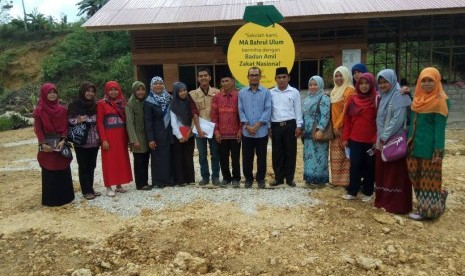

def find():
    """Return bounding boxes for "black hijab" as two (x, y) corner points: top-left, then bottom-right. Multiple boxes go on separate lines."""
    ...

(68, 81), (97, 117)
(170, 82), (192, 126)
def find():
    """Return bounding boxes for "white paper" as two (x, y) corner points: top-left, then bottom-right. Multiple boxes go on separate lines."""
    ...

(192, 117), (216, 139)
(342, 49), (361, 72)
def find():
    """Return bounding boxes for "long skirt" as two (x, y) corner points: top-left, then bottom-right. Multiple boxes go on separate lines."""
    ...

(150, 145), (174, 187)
(41, 167), (75, 207)
(303, 138), (329, 184)
(374, 151), (412, 214)
(172, 137), (195, 185)
(407, 156), (447, 219)
(329, 138), (350, 186)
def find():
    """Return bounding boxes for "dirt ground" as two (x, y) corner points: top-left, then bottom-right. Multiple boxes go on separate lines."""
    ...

(1, 127), (464, 276)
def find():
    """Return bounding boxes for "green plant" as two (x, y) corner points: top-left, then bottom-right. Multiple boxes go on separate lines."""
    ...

(0, 114), (26, 131)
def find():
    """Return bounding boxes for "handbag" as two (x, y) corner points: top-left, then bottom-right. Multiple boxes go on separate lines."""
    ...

(381, 129), (407, 162)
(380, 103), (408, 162)
(60, 142), (73, 160)
(68, 122), (89, 145)
(311, 95), (334, 142)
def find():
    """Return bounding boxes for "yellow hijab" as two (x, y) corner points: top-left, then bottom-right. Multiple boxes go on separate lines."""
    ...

(411, 67), (448, 116)
(330, 66), (353, 103)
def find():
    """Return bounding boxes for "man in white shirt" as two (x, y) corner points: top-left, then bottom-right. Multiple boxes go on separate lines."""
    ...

(269, 67), (303, 187)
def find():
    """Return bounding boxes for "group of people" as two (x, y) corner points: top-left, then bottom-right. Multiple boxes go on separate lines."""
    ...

(303, 64), (449, 222)
(33, 64), (449, 222)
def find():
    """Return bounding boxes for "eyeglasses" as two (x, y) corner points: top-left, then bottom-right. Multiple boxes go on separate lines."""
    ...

(248, 74), (261, 78)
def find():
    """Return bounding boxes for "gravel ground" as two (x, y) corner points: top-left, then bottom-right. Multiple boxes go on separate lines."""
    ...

(83, 186), (319, 217)
(1, 138), (319, 217)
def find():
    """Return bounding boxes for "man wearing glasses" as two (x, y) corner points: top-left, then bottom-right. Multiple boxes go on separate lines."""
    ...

(238, 67), (272, 189)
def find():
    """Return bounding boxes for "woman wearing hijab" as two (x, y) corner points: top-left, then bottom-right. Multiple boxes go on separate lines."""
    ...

(126, 81), (151, 191)
(68, 81), (100, 200)
(302, 76), (331, 187)
(374, 69), (412, 214)
(341, 73), (377, 201)
(34, 83), (75, 206)
(96, 81), (133, 197)
(144, 76), (174, 188)
(170, 81), (195, 186)
(329, 66), (355, 187)
(351, 63), (368, 86)
(407, 67), (449, 221)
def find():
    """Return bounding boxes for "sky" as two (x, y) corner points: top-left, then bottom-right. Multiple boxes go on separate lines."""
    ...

(9, 0), (82, 23)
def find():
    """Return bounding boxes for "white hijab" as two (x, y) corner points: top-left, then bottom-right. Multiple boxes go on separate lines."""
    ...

(330, 66), (353, 103)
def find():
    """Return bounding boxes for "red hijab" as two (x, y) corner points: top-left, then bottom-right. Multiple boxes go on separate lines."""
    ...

(103, 81), (126, 120)
(33, 83), (68, 134)
(347, 73), (377, 116)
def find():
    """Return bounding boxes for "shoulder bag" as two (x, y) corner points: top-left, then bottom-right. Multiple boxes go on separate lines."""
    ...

(381, 103), (408, 162)
(68, 122), (89, 145)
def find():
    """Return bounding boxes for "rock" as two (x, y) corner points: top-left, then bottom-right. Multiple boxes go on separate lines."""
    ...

(356, 255), (382, 270)
(100, 261), (112, 269)
(373, 213), (396, 225)
(269, 257), (277, 265)
(394, 216), (405, 226)
(387, 245), (396, 253)
(271, 230), (281, 237)
(342, 255), (355, 264)
(382, 227), (391, 234)
(173, 252), (208, 274)
(410, 221), (424, 228)
(317, 209), (326, 215)
(71, 268), (92, 276)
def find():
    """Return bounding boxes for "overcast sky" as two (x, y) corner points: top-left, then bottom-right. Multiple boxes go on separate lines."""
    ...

(9, 0), (82, 22)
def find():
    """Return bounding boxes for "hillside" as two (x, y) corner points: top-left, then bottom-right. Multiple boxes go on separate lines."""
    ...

(0, 27), (132, 122)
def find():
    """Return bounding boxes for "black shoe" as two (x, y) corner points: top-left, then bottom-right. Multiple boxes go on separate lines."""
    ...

(269, 180), (284, 187)
(199, 179), (209, 186)
(258, 181), (266, 189)
(232, 180), (240, 188)
(212, 178), (221, 186)
(244, 181), (253, 188)
(220, 180), (231, 187)
(140, 185), (152, 191)
(286, 180), (296, 187)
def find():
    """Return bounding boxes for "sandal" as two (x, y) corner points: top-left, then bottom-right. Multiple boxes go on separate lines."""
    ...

(83, 193), (96, 200)
(93, 191), (102, 197)
(408, 212), (424, 221)
(106, 190), (116, 197)
(115, 187), (127, 193)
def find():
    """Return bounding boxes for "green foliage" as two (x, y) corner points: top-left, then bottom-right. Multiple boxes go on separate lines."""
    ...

(77, 0), (109, 17)
(322, 58), (335, 88)
(106, 52), (134, 98)
(42, 27), (132, 100)
(0, 114), (28, 131)
(0, 0), (12, 24)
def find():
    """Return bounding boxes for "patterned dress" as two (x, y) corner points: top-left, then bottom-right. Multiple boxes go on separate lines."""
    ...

(303, 94), (330, 184)
(329, 87), (354, 186)
(407, 101), (449, 218)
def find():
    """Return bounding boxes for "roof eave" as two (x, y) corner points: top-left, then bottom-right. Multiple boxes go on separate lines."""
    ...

(82, 9), (465, 32)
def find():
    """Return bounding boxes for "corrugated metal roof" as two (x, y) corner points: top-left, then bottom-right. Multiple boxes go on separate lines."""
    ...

(83, 0), (465, 30)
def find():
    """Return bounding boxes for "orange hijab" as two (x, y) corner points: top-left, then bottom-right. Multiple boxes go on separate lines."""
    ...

(411, 67), (448, 116)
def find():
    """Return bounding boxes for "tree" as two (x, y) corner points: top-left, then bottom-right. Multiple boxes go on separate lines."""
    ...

(76, 0), (108, 18)
(0, 0), (13, 23)
(27, 8), (54, 31)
